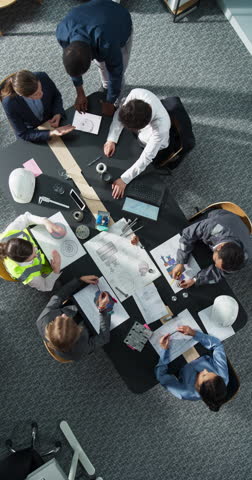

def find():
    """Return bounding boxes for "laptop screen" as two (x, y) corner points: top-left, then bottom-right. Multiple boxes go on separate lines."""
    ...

(123, 197), (159, 221)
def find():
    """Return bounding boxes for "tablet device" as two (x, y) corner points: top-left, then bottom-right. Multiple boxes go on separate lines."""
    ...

(123, 197), (159, 221)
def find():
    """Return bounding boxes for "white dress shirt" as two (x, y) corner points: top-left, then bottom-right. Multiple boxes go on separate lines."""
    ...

(107, 88), (171, 184)
(2, 212), (61, 291)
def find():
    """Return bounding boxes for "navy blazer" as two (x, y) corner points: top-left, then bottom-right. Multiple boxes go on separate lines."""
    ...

(2, 72), (65, 143)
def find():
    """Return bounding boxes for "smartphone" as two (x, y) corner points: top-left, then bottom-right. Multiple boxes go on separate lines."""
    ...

(69, 188), (86, 211)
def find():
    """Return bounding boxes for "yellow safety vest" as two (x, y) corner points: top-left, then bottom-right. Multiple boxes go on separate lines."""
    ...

(0, 228), (52, 284)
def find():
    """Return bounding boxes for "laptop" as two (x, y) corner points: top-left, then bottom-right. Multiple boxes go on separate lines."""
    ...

(26, 458), (67, 480)
(123, 176), (166, 221)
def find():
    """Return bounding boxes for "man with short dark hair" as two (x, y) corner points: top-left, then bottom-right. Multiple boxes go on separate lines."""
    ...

(172, 209), (252, 287)
(104, 88), (171, 198)
(56, 0), (132, 115)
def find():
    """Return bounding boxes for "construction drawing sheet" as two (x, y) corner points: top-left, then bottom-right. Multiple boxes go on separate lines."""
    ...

(31, 212), (86, 269)
(73, 277), (129, 333)
(149, 309), (202, 361)
(72, 111), (102, 135)
(198, 306), (235, 341)
(133, 283), (168, 324)
(150, 233), (201, 293)
(84, 226), (160, 302)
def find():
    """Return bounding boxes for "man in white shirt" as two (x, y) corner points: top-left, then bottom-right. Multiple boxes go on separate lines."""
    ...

(104, 88), (171, 199)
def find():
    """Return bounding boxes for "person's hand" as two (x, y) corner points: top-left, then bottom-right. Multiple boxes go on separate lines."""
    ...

(44, 220), (65, 236)
(97, 291), (110, 311)
(130, 234), (139, 246)
(50, 250), (61, 273)
(74, 93), (88, 113)
(104, 141), (116, 157)
(80, 275), (99, 285)
(101, 101), (115, 116)
(179, 278), (196, 289)
(50, 125), (75, 137)
(48, 114), (61, 128)
(176, 326), (195, 336)
(171, 264), (184, 279)
(159, 334), (170, 350)
(112, 178), (126, 199)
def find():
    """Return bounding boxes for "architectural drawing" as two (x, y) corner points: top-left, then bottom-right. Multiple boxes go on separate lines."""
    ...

(72, 111), (102, 135)
(150, 234), (200, 294)
(61, 240), (78, 257)
(84, 222), (160, 302)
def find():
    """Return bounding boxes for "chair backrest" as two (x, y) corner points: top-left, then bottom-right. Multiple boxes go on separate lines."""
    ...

(0, 72), (16, 102)
(0, 258), (17, 282)
(225, 358), (240, 403)
(43, 341), (73, 364)
(189, 201), (252, 233)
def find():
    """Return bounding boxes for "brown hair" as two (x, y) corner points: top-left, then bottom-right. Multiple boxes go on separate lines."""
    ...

(0, 238), (33, 262)
(1, 70), (38, 99)
(46, 315), (82, 353)
(200, 375), (227, 412)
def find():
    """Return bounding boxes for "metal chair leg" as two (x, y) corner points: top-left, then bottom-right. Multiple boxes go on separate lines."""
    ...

(5, 439), (16, 454)
(40, 441), (62, 457)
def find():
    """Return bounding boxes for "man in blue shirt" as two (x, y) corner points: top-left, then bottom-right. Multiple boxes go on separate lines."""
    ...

(56, 0), (132, 116)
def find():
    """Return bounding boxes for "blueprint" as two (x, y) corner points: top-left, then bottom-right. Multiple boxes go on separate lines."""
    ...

(133, 283), (168, 324)
(31, 212), (86, 269)
(150, 234), (201, 293)
(149, 309), (202, 361)
(84, 222), (160, 301)
(72, 111), (102, 135)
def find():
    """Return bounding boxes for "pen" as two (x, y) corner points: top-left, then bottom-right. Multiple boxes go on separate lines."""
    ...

(170, 272), (181, 285)
(124, 225), (144, 237)
(88, 155), (102, 167)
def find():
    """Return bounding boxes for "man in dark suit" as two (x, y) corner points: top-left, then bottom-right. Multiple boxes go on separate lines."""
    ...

(1, 70), (74, 142)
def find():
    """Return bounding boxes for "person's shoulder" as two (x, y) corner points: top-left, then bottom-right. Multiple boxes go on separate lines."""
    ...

(2, 93), (18, 112)
(35, 71), (50, 82)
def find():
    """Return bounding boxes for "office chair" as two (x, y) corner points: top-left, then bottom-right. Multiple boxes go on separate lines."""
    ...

(0, 422), (61, 480)
(43, 340), (73, 364)
(189, 201), (252, 233)
(0, 258), (17, 281)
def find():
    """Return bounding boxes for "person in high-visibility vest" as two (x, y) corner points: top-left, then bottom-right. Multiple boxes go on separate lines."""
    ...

(0, 212), (63, 291)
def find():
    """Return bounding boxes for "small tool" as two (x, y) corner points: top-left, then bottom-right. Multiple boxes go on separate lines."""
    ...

(170, 271), (181, 285)
(115, 286), (128, 298)
(88, 155), (102, 167)
(38, 196), (70, 209)
(124, 225), (144, 237)
(120, 217), (138, 236)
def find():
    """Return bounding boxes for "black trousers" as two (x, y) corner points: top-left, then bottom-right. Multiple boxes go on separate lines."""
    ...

(0, 448), (44, 480)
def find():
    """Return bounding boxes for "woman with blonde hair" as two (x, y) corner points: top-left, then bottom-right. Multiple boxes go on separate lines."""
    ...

(37, 276), (112, 361)
(1, 70), (74, 142)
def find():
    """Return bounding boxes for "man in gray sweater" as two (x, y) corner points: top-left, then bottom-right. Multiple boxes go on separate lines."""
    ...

(172, 210), (252, 287)
(36, 275), (111, 361)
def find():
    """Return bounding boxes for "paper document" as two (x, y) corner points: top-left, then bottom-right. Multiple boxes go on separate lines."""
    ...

(198, 306), (235, 341)
(73, 277), (129, 332)
(84, 221), (160, 301)
(31, 212), (86, 269)
(23, 158), (42, 177)
(72, 111), (102, 135)
(133, 283), (168, 324)
(149, 309), (202, 361)
(150, 234), (201, 293)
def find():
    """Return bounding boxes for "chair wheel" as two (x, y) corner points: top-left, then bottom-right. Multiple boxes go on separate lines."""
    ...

(55, 441), (62, 448)
(31, 422), (38, 429)
(5, 439), (12, 447)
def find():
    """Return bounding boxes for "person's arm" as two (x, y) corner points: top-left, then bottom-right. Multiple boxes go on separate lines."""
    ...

(193, 331), (229, 383)
(2, 212), (48, 235)
(86, 311), (111, 353)
(44, 73), (65, 117)
(103, 45), (124, 104)
(194, 264), (224, 286)
(176, 220), (208, 265)
(106, 108), (124, 144)
(121, 128), (165, 184)
(2, 99), (50, 143)
(155, 349), (190, 400)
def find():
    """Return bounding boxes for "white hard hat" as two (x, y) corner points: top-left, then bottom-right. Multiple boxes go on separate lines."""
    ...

(210, 295), (239, 327)
(8, 168), (35, 203)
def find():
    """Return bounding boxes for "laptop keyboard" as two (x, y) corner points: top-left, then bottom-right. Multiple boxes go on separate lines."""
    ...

(126, 182), (163, 205)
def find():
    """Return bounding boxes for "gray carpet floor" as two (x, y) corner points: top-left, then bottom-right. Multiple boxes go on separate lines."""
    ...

(0, 1), (251, 479)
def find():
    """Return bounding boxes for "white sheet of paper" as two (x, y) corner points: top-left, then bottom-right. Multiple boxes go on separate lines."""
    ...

(73, 277), (129, 332)
(133, 283), (168, 324)
(72, 111), (102, 135)
(150, 233), (201, 293)
(84, 222), (160, 301)
(198, 306), (235, 341)
(149, 309), (202, 361)
(31, 212), (86, 269)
